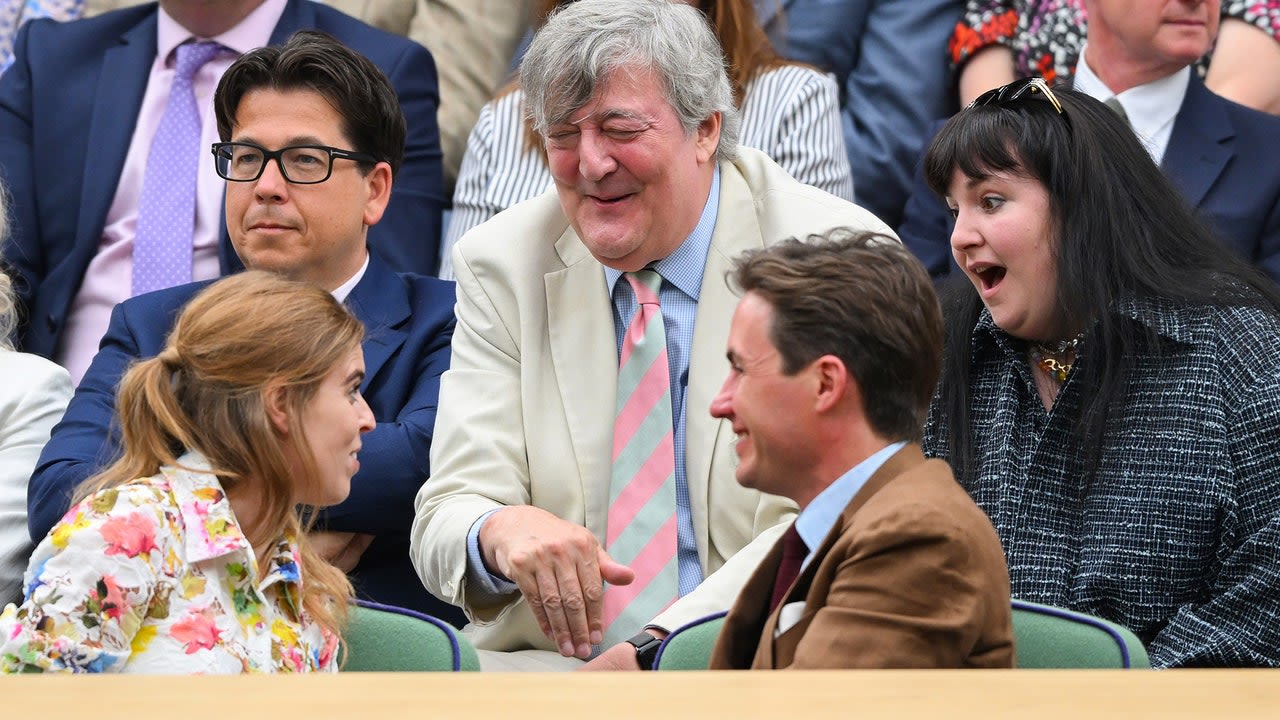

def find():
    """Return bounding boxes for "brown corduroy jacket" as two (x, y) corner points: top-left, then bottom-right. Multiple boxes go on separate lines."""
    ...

(710, 444), (1015, 669)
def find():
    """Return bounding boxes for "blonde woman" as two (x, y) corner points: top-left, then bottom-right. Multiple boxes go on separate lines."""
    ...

(0, 271), (373, 673)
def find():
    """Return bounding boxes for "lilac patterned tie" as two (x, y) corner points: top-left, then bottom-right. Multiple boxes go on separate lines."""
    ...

(132, 40), (223, 296)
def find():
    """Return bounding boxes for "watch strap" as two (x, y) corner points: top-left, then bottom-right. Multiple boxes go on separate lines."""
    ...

(625, 631), (664, 670)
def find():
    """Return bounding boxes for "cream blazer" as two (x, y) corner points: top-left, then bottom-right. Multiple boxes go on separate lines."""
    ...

(412, 147), (893, 652)
(0, 352), (72, 604)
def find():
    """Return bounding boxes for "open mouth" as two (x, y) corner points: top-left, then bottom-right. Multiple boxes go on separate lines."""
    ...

(974, 265), (1006, 293)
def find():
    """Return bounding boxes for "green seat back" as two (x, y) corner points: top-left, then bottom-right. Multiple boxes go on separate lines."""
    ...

(1012, 599), (1150, 669)
(654, 613), (726, 670)
(341, 600), (479, 672)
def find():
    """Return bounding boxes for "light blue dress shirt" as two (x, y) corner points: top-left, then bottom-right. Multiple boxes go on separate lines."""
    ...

(794, 441), (906, 569)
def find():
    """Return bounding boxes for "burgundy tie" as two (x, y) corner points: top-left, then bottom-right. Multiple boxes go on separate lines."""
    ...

(769, 524), (807, 612)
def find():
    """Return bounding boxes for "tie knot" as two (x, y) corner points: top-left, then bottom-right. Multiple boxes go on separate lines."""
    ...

(173, 41), (224, 80)
(1104, 96), (1130, 128)
(625, 269), (663, 306)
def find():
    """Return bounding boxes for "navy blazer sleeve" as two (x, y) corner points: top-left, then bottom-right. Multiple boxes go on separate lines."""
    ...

(26, 294), (181, 541)
(365, 39), (446, 278)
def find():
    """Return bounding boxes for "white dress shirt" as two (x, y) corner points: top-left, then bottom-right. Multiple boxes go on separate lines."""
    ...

(1074, 47), (1189, 166)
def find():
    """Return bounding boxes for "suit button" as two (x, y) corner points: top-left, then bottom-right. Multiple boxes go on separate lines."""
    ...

(46, 314), (58, 331)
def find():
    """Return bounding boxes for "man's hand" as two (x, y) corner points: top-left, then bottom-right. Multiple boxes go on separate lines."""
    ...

(309, 531), (375, 572)
(577, 629), (668, 672)
(479, 506), (635, 658)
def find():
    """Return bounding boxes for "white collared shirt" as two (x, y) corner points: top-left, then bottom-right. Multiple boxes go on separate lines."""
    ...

(331, 253), (371, 304)
(1074, 47), (1188, 165)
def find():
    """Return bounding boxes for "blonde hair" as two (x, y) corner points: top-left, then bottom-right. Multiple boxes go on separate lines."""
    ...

(77, 271), (365, 638)
(0, 270), (14, 351)
(1, 184), (16, 351)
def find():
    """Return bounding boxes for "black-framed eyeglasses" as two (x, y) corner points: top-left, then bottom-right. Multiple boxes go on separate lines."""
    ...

(211, 142), (379, 184)
(967, 76), (1065, 116)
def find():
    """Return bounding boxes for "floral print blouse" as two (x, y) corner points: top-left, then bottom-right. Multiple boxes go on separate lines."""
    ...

(950, 0), (1280, 86)
(0, 452), (339, 673)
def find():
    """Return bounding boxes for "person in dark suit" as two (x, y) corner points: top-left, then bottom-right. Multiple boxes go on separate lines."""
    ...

(707, 229), (1013, 669)
(755, 0), (963, 230)
(27, 31), (461, 623)
(898, 0), (1280, 284)
(0, 0), (445, 381)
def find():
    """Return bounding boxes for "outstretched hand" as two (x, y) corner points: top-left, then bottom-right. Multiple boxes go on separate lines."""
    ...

(480, 505), (635, 658)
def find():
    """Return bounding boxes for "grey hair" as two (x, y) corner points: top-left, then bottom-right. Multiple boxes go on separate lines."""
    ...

(0, 187), (14, 351)
(520, 0), (741, 162)
(0, 273), (14, 351)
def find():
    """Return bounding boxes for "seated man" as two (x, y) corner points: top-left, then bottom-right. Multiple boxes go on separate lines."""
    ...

(28, 31), (461, 623)
(410, 0), (892, 670)
(707, 230), (1013, 669)
(0, 0), (444, 382)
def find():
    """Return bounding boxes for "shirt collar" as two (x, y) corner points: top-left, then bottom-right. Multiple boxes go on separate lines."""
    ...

(794, 441), (907, 556)
(156, 0), (288, 61)
(332, 253), (371, 303)
(1074, 47), (1188, 156)
(604, 166), (720, 299)
(166, 450), (306, 596)
(166, 450), (253, 564)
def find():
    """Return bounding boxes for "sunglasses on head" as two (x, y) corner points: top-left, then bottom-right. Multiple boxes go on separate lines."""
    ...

(967, 76), (1065, 116)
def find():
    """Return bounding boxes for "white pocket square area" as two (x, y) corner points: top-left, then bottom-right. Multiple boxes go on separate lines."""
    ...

(774, 601), (807, 638)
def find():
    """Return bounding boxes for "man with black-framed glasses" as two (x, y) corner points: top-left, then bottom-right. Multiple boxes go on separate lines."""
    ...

(27, 30), (464, 625)
(0, 0), (446, 386)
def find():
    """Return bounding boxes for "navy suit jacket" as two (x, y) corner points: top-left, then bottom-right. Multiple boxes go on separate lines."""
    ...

(757, 0), (962, 229)
(28, 254), (463, 621)
(0, 0), (446, 357)
(898, 74), (1280, 283)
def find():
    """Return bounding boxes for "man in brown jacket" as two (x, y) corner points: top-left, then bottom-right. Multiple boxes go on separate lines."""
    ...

(707, 229), (1013, 669)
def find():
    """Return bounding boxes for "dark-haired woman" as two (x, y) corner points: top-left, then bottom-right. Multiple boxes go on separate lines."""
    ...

(922, 78), (1280, 667)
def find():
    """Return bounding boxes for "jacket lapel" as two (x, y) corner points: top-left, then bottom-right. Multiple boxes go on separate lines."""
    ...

(79, 16), (156, 264)
(344, 253), (409, 388)
(545, 229), (618, 539)
(723, 533), (785, 668)
(1162, 74), (1233, 209)
(685, 160), (766, 567)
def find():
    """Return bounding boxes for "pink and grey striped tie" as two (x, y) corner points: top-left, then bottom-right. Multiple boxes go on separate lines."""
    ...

(603, 270), (679, 646)
(132, 40), (223, 296)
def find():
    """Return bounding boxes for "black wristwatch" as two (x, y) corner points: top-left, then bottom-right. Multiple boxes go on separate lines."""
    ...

(626, 631), (664, 670)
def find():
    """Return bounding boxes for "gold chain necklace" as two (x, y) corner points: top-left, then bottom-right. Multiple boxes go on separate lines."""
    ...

(1030, 335), (1083, 382)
